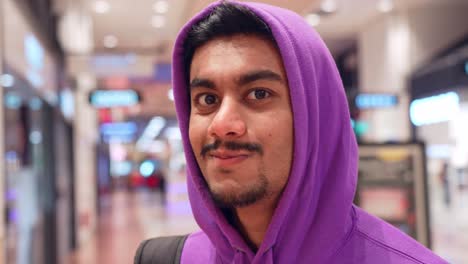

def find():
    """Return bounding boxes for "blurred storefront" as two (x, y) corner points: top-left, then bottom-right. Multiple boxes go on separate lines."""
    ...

(0, 0), (74, 263)
(408, 36), (468, 262)
(358, 2), (468, 143)
(410, 37), (468, 191)
(336, 1), (468, 255)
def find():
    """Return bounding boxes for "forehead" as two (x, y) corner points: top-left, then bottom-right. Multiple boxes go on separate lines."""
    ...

(189, 34), (287, 82)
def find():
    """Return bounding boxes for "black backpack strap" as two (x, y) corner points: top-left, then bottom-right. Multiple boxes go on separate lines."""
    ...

(134, 235), (189, 264)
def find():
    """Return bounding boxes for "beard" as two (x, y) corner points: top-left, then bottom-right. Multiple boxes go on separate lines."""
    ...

(199, 139), (269, 208)
(208, 172), (269, 208)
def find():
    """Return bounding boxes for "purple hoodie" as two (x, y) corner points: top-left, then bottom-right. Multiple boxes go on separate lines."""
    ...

(172, 1), (448, 263)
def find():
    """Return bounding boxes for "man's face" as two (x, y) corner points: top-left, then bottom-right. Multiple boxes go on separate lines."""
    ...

(188, 35), (293, 208)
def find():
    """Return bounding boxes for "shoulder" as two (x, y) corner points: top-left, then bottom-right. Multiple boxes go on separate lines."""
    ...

(181, 231), (216, 264)
(333, 206), (448, 264)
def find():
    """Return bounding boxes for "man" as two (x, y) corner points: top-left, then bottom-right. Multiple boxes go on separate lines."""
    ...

(171, 1), (447, 263)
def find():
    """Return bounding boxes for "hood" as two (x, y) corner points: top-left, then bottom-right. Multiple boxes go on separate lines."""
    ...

(172, 1), (358, 263)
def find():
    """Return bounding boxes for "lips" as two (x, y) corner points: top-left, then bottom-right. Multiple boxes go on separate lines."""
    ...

(208, 150), (251, 167)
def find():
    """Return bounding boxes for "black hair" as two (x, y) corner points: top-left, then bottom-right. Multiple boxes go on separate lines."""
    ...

(183, 1), (276, 84)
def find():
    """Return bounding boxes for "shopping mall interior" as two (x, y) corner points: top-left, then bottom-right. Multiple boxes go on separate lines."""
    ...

(0, 0), (467, 263)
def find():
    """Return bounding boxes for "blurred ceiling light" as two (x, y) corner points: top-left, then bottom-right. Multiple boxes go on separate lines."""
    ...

(153, 1), (169, 14)
(0, 74), (15, 87)
(320, 0), (337, 13)
(58, 9), (94, 54)
(377, 0), (394, 13)
(93, 0), (110, 14)
(30, 130), (43, 144)
(103, 35), (118, 48)
(140, 160), (156, 176)
(151, 15), (166, 28)
(4, 92), (21, 109)
(306, 14), (320, 27)
(29, 97), (43, 110)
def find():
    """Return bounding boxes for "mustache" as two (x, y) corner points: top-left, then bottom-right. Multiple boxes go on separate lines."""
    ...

(201, 139), (263, 157)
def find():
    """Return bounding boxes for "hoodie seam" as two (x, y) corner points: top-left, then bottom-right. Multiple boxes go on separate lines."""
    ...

(355, 227), (426, 264)
(327, 207), (358, 261)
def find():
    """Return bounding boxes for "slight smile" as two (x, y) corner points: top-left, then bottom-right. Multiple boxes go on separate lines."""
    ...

(209, 151), (251, 167)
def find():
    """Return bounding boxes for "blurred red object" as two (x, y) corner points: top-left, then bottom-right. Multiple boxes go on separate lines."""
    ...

(129, 171), (145, 188)
(146, 175), (160, 189)
(98, 108), (112, 123)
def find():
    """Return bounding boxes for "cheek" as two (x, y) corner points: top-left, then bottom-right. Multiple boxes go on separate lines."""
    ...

(266, 112), (293, 146)
(260, 112), (294, 170)
(188, 116), (205, 154)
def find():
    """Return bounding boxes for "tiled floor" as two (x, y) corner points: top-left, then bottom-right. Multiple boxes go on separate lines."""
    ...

(68, 190), (199, 264)
(68, 182), (468, 264)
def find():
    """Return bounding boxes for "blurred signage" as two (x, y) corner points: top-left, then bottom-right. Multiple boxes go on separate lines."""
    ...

(89, 89), (141, 108)
(92, 54), (136, 68)
(465, 61), (468, 75)
(357, 143), (430, 247)
(351, 120), (369, 137)
(100, 122), (137, 137)
(89, 53), (155, 76)
(410, 91), (459, 126)
(100, 122), (137, 143)
(355, 93), (398, 109)
(360, 188), (408, 220)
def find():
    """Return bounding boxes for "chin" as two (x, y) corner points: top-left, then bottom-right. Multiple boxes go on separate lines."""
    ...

(207, 176), (269, 208)
(209, 178), (242, 194)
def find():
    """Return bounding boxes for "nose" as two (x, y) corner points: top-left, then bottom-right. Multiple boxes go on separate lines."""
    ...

(208, 97), (246, 139)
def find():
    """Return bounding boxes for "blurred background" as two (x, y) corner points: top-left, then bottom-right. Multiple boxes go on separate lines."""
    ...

(0, 0), (467, 263)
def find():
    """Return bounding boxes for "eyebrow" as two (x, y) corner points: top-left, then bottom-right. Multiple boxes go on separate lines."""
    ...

(190, 78), (215, 90)
(189, 69), (284, 90)
(237, 70), (284, 86)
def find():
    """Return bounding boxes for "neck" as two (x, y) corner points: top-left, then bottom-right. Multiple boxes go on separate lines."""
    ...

(231, 197), (278, 251)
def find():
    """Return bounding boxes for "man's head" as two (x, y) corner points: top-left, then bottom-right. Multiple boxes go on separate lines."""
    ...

(174, 2), (358, 260)
(184, 2), (294, 208)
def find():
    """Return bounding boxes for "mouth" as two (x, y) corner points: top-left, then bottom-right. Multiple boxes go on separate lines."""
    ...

(208, 150), (252, 167)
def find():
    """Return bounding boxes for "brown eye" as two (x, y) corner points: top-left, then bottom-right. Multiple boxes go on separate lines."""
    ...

(247, 89), (271, 100)
(197, 94), (218, 106)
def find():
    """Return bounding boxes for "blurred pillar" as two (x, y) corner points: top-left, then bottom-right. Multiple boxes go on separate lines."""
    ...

(358, 2), (468, 142)
(73, 72), (98, 246)
(0, 0), (5, 261)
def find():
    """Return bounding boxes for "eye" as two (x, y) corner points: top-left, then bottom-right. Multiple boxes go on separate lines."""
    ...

(246, 89), (271, 100)
(196, 93), (219, 106)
